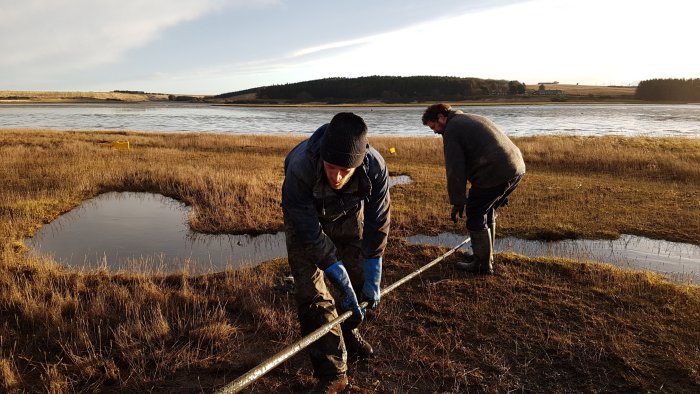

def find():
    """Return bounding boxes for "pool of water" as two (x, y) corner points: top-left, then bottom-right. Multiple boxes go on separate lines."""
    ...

(25, 191), (700, 283)
(25, 176), (413, 273)
(406, 232), (700, 284)
(24, 192), (287, 272)
(388, 175), (413, 187)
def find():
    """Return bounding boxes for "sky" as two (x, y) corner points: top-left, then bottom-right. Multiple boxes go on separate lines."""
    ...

(1, 0), (698, 94)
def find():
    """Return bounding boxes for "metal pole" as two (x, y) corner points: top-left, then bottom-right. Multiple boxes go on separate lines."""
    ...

(215, 237), (470, 394)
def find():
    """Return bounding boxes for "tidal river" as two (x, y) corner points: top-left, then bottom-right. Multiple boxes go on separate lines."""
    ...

(1, 102), (699, 137)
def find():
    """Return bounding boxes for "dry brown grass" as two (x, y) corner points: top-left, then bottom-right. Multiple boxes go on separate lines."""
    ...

(372, 134), (700, 243)
(0, 356), (21, 392)
(0, 129), (297, 241)
(0, 242), (296, 392)
(215, 242), (700, 393)
(2, 129), (697, 244)
(0, 129), (698, 392)
(0, 91), (171, 103)
(338, 244), (700, 393)
(525, 84), (637, 96)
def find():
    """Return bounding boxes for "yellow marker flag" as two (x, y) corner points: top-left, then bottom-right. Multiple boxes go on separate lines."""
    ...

(389, 147), (396, 154)
(112, 140), (130, 150)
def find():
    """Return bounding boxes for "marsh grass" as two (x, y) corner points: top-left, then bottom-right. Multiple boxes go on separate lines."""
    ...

(0, 129), (698, 391)
(362, 245), (700, 392)
(2, 129), (698, 243)
(373, 134), (700, 243)
(0, 91), (169, 102)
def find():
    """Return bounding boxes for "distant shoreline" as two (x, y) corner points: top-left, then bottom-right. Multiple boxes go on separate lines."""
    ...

(0, 84), (646, 106)
(2, 85), (695, 106)
(2, 99), (691, 107)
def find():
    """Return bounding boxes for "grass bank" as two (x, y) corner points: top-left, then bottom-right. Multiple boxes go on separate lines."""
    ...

(0, 129), (698, 392)
(0, 91), (172, 103)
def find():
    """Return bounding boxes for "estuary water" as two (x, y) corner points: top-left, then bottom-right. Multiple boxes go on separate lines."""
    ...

(2, 102), (699, 137)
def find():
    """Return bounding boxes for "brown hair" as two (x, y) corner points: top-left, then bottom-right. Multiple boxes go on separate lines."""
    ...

(421, 103), (452, 125)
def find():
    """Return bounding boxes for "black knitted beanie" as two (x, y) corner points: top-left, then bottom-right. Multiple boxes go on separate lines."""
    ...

(320, 112), (368, 168)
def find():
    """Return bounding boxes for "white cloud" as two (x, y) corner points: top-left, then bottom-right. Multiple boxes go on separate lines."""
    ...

(0, 0), (231, 72)
(292, 37), (374, 58)
(274, 0), (700, 85)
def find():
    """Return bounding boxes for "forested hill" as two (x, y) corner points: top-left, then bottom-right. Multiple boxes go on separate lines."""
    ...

(635, 78), (700, 101)
(212, 76), (526, 103)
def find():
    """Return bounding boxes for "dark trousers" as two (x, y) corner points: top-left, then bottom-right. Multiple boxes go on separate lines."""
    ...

(466, 174), (523, 231)
(284, 207), (365, 378)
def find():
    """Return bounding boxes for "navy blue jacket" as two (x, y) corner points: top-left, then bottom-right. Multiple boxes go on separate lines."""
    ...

(282, 124), (391, 270)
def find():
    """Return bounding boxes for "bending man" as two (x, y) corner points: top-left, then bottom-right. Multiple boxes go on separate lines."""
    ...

(422, 103), (525, 275)
(282, 112), (390, 393)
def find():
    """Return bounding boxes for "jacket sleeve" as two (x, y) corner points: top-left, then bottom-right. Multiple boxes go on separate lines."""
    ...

(443, 131), (469, 206)
(282, 170), (338, 270)
(362, 150), (391, 259)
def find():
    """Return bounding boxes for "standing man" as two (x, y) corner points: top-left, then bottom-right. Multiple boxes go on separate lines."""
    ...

(282, 112), (390, 393)
(422, 103), (525, 275)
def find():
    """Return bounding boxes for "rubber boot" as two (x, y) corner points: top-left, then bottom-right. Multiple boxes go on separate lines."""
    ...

(455, 229), (493, 275)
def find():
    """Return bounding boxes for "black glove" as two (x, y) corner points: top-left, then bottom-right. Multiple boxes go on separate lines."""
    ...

(500, 197), (509, 208)
(451, 204), (465, 223)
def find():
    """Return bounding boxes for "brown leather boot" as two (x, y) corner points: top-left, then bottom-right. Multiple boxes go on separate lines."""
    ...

(342, 328), (374, 358)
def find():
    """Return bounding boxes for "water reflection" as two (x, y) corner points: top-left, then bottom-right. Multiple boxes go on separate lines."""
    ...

(25, 191), (700, 282)
(406, 232), (700, 284)
(388, 175), (413, 187)
(25, 192), (287, 273)
(25, 175), (410, 273)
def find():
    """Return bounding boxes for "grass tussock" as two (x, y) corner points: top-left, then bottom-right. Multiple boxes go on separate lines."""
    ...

(0, 129), (698, 391)
(1, 241), (296, 392)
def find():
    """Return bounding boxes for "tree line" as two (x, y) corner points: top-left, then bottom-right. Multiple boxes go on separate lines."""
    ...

(215, 76), (527, 103)
(636, 78), (700, 101)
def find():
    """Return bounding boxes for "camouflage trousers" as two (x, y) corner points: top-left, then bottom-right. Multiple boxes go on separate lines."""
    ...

(284, 206), (365, 378)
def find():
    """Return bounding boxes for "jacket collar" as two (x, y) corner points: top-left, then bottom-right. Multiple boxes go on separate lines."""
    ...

(447, 109), (463, 122)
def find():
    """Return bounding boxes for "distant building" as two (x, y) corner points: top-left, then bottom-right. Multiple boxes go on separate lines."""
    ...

(537, 81), (560, 84)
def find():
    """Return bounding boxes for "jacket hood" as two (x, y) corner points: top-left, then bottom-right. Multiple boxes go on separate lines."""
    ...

(306, 124), (328, 159)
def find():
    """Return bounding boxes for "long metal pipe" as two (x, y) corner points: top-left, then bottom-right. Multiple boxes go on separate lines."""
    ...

(215, 237), (470, 394)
